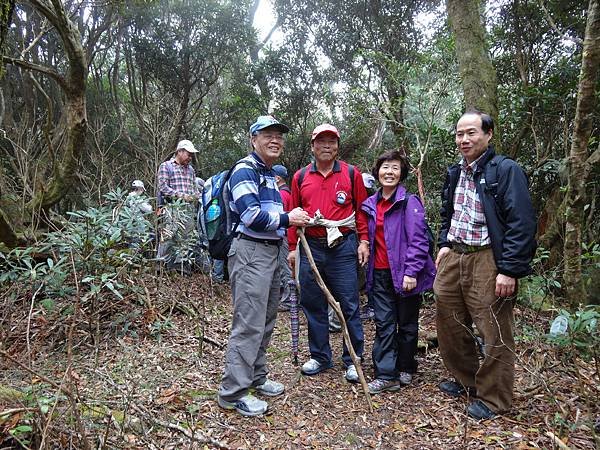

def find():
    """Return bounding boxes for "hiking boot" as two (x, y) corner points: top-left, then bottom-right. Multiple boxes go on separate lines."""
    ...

(467, 400), (496, 420)
(217, 394), (268, 417)
(399, 372), (413, 385)
(301, 358), (333, 376)
(344, 365), (359, 383)
(439, 380), (476, 397)
(368, 378), (401, 394)
(254, 379), (284, 397)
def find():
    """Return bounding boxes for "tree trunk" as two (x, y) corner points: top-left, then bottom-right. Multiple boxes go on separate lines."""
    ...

(447, 0), (500, 148)
(563, 0), (600, 307)
(0, 0), (88, 246)
(27, 0), (87, 214)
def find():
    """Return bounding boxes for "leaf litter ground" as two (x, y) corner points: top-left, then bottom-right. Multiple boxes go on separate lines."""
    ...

(1, 272), (598, 449)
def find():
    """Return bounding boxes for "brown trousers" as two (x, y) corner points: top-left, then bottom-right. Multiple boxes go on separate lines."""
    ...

(434, 248), (515, 413)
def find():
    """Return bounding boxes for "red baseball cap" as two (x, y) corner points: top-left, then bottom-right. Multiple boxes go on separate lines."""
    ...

(311, 123), (340, 141)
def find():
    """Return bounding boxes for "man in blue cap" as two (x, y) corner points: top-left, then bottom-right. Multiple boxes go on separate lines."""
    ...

(218, 116), (310, 416)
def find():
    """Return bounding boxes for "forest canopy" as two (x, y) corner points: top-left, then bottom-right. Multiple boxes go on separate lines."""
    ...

(1, 0), (598, 304)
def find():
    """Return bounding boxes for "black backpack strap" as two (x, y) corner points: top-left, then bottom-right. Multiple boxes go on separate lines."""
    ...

(296, 166), (308, 207)
(297, 166), (308, 189)
(484, 155), (508, 194)
(348, 164), (355, 209)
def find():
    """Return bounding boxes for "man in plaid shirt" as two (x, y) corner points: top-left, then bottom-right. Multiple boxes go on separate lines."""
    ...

(156, 139), (201, 272)
(434, 109), (536, 420)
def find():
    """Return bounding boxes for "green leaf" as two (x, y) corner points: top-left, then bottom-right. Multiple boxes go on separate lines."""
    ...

(10, 424), (33, 434)
(40, 299), (55, 311)
(105, 282), (123, 299)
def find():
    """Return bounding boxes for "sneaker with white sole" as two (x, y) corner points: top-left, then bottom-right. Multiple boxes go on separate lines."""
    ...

(254, 379), (285, 397)
(217, 394), (268, 417)
(368, 378), (401, 394)
(345, 364), (359, 383)
(301, 358), (333, 376)
(399, 372), (413, 385)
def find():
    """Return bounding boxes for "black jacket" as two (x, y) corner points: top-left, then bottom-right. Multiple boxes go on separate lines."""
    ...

(438, 146), (537, 279)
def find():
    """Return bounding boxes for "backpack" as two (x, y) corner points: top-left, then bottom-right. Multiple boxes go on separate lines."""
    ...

(401, 195), (435, 259)
(201, 159), (259, 260)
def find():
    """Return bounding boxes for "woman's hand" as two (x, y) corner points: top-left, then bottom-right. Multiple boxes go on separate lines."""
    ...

(357, 240), (370, 267)
(403, 275), (417, 292)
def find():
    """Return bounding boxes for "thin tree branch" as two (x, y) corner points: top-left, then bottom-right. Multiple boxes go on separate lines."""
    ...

(537, 0), (584, 46)
(2, 56), (67, 89)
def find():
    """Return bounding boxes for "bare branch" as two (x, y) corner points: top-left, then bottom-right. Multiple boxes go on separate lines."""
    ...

(2, 56), (67, 89)
(19, 18), (52, 59)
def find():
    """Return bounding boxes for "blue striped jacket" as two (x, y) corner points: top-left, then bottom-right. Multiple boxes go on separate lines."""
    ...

(227, 152), (289, 240)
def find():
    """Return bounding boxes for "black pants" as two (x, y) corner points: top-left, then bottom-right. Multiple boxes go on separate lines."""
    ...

(372, 269), (422, 380)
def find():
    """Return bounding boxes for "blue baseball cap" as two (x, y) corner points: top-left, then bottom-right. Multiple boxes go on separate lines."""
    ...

(249, 115), (290, 136)
(272, 164), (288, 179)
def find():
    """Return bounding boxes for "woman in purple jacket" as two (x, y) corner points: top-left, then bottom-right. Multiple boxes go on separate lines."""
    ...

(361, 150), (436, 394)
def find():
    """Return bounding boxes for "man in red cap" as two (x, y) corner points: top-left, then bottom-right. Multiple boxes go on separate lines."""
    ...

(288, 124), (369, 383)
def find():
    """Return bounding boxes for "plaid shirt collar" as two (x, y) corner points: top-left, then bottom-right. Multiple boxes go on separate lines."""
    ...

(458, 152), (486, 173)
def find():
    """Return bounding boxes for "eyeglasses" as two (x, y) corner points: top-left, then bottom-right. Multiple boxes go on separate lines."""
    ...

(259, 132), (285, 142)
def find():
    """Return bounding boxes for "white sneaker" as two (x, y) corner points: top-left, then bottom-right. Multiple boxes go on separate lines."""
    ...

(217, 394), (268, 416)
(345, 364), (359, 383)
(301, 358), (332, 375)
(254, 379), (285, 396)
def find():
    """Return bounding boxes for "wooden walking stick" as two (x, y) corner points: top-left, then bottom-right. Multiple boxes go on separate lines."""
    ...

(297, 228), (373, 412)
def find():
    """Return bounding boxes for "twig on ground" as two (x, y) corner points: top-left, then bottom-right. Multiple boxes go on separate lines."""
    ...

(26, 282), (44, 362)
(201, 335), (225, 349)
(0, 407), (37, 416)
(546, 431), (571, 449)
(130, 402), (229, 449)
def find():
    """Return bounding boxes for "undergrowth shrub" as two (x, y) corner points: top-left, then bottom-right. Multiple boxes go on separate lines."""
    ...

(0, 190), (156, 317)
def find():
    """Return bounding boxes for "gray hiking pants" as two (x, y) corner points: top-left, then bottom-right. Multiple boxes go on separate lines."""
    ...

(218, 237), (281, 401)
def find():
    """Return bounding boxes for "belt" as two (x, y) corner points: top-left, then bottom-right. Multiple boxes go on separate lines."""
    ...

(307, 231), (355, 247)
(236, 233), (282, 247)
(452, 242), (491, 254)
